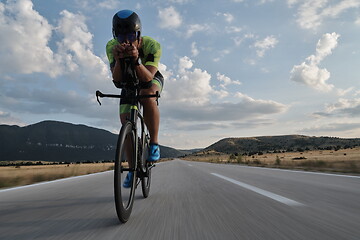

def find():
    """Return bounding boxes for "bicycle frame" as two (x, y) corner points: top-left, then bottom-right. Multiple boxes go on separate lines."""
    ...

(96, 57), (160, 173)
(96, 57), (160, 223)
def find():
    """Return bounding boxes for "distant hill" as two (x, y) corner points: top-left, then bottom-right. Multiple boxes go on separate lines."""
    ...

(204, 135), (360, 154)
(0, 121), (184, 162)
(3, 122), (358, 162)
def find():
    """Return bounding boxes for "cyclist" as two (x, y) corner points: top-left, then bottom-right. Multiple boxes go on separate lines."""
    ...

(106, 10), (163, 188)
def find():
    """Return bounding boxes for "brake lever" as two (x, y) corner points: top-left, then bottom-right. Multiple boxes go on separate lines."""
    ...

(96, 90), (102, 105)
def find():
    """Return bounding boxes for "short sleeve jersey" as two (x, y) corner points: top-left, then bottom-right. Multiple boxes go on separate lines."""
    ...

(106, 36), (162, 69)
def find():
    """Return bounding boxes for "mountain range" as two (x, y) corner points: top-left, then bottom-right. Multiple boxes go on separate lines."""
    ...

(204, 135), (360, 154)
(0, 121), (185, 162)
(1, 120), (360, 162)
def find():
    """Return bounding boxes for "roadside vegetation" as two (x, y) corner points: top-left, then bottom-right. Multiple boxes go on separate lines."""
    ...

(0, 158), (172, 189)
(183, 147), (360, 175)
(0, 162), (114, 189)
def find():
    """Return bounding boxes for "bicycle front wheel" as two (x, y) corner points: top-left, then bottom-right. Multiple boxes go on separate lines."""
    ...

(114, 121), (137, 223)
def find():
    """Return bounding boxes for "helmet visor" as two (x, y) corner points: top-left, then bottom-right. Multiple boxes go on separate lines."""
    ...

(116, 32), (137, 43)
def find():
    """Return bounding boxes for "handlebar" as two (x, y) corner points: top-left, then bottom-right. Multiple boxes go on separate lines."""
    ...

(96, 90), (160, 106)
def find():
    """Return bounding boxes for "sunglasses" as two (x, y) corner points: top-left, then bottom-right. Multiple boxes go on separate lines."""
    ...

(116, 33), (137, 43)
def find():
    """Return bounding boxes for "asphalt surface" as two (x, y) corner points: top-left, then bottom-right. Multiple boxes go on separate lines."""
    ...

(1, 159), (360, 240)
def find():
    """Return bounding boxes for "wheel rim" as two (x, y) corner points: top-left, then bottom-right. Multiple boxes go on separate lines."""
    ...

(119, 132), (136, 210)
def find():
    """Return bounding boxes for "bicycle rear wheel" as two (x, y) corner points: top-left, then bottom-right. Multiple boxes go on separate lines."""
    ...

(141, 141), (151, 198)
(114, 121), (137, 223)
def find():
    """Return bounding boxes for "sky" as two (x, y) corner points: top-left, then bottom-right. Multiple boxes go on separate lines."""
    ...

(1, 0), (360, 149)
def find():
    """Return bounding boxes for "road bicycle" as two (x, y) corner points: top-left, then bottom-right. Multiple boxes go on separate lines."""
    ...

(96, 57), (160, 223)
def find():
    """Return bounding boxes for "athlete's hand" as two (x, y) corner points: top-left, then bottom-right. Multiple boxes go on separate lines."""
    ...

(113, 43), (139, 61)
(113, 44), (126, 61)
(124, 44), (139, 59)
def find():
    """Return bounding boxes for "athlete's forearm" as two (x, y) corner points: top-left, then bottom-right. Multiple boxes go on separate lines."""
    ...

(112, 59), (157, 84)
(135, 64), (154, 83)
(112, 60), (123, 83)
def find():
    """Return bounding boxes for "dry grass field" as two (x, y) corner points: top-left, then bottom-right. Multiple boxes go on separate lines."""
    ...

(1, 148), (359, 189)
(0, 163), (114, 189)
(184, 147), (360, 174)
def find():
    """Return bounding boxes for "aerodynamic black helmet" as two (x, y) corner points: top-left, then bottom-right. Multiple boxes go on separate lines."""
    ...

(112, 10), (142, 42)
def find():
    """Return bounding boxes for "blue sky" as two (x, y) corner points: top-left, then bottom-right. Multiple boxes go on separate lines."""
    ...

(1, 0), (360, 149)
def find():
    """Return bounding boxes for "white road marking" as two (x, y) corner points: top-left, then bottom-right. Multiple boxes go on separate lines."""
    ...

(188, 164), (193, 167)
(211, 173), (304, 207)
(231, 165), (360, 179)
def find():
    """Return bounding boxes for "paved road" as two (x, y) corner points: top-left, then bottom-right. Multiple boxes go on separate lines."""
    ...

(1, 159), (359, 240)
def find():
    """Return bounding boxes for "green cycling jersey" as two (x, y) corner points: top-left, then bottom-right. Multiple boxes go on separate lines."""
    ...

(106, 36), (162, 69)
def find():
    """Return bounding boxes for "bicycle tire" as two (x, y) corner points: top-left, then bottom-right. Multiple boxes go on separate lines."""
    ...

(141, 141), (151, 198)
(114, 121), (137, 223)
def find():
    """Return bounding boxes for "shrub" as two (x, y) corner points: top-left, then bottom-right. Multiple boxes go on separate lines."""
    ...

(275, 156), (281, 165)
(299, 160), (327, 168)
(237, 155), (243, 164)
(229, 154), (237, 160)
(252, 159), (262, 165)
(349, 162), (357, 172)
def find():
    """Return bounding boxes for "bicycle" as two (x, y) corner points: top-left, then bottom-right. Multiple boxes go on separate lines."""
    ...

(96, 57), (160, 223)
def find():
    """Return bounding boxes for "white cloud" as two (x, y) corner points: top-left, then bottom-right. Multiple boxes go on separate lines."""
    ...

(314, 32), (340, 62)
(225, 26), (242, 33)
(322, 0), (360, 17)
(290, 63), (333, 92)
(163, 56), (212, 105)
(260, 0), (274, 3)
(217, 12), (234, 23)
(325, 98), (360, 116)
(0, 2), (112, 128)
(0, 0), (110, 89)
(254, 35), (278, 57)
(287, 0), (299, 7)
(224, 13), (234, 23)
(230, 0), (271, 3)
(56, 10), (111, 91)
(0, 84), (106, 122)
(216, 72), (241, 88)
(158, 6), (182, 29)
(191, 42), (199, 57)
(355, 17), (360, 25)
(336, 87), (354, 97)
(244, 58), (257, 65)
(160, 56), (287, 122)
(169, 0), (190, 3)
(0, 0), (60, 77)
(232, 33), (255, 46)
(290, 0), (360, 30)
(0, 110), (25, 126)
(300, 122), (360, 134)
(158, 63), (173, 84)
(290, 32), (339, 92)
(212, 49), (231, 62)
(186, 24), (210, 38)
(220, 49), (231, 56)
(161, 100), (287, 121)
(97, 0), (122, 9)
(213, 89), (229, 99)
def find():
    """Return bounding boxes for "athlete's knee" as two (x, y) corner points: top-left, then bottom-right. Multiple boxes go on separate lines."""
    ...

(140, 87), (158, 106)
